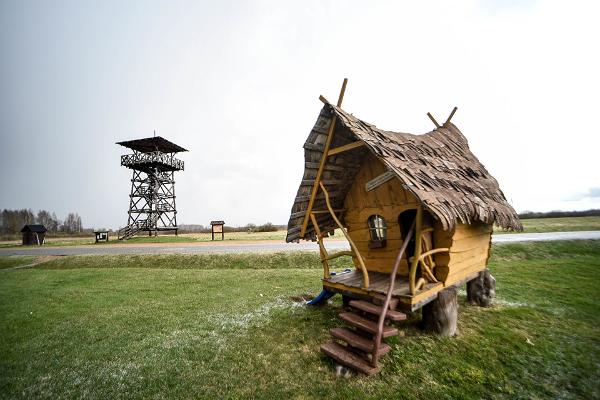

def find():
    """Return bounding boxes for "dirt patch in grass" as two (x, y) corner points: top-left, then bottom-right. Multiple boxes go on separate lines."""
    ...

(289, 293), (315, 302)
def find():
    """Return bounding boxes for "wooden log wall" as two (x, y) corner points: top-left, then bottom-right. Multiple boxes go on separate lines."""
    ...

(434, 221), (492, 285)
(342, 151), (491, 285)
(344, 153), (420, 275)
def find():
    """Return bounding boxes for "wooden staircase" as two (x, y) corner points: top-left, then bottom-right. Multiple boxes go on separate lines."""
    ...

(320, 298), (407, 375)
(319, 218), (416, 376)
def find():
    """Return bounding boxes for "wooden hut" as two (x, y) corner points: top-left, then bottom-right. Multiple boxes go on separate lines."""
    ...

(285, 80), (522, 374)
(21, 224), (47, 246)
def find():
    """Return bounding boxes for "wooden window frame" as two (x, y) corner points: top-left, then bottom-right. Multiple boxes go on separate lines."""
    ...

(368, 214), (387, 249)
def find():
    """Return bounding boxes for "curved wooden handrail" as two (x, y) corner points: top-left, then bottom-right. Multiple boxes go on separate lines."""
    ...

(416, 247), (450, 260)
(409, 247), (450, 294)
(319, 182), (369, 288)
(372, 219), (416, 368)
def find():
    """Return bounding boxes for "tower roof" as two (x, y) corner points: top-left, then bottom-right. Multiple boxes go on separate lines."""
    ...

(116, 136), (188, 153)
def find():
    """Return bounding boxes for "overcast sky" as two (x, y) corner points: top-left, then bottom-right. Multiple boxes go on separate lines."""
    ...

(1, 0), (599, 230)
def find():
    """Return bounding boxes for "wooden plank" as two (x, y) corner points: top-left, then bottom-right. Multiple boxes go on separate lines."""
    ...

(446, 264), (487, 287)
(330, 327), (391, 356)
(365, 171), (396, 192)
(339, 312), (398, 337)
(320, 341), (380, 375)
(323, 281), (369, 296)
(349, 300), (406, 321)
(304, 162), (346, 172)
(448, 249), (489, 266)
(300, 179), (345, 186)
(450, 234), (492, 252)
(328, 141), (366, 156)
(303, 142), (325, 152)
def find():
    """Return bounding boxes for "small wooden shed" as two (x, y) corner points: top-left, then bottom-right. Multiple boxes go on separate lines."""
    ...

(21, 224), (47, 246)
(285, 80), (522, 374)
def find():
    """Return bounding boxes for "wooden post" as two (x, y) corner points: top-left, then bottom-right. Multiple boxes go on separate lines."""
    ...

(299, 78), (348, 239)
(427, 112), (440, 128)
(422, 286), (458, 336)
(467, 269), (496, 307)
(310, 213), (330, 279)
(409, 206), (423, 295)
(445, 107), (458, 124)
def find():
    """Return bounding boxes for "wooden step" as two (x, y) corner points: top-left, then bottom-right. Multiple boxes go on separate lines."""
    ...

(349, 300), (407, 321)
(330, 327), (391, 356)
(339, 312), (398, 337)
(372, 294), (399, 310)
(320, 341), (380, 375)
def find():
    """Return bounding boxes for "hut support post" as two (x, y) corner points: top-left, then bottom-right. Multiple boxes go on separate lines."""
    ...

(422, 286), (458, 336)
(310, 213), (330, 279)
(319, 182), (369, 288)
(467, 269), (496, 307)
(299, 78), (348, 239)
(409, 206), (424, 295)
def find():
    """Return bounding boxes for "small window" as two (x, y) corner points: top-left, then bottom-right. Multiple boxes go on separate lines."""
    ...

(368, 215), (387, 249)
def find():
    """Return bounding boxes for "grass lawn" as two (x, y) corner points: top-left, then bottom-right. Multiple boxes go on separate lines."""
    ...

(0, 241), (599, 399)
(0, 256), (38, 270)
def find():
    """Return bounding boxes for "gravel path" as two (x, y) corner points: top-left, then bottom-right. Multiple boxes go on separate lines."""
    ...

(1, 231), (599, 256)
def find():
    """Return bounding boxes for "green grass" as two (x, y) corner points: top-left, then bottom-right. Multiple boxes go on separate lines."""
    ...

(0, 241), (599, 399)
(495, 215), (600, 234)
(0, 256), (38, 270)
(33, 252), (349, 271)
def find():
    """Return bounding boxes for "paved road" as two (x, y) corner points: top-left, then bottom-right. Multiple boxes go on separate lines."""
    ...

(1, 231), (599, 256)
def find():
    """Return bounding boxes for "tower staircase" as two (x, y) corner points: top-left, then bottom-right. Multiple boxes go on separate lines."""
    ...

(118, 214), (160, 240)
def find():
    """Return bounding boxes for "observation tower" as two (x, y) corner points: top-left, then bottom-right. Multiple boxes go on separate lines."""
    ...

(116, 136), (187, 239)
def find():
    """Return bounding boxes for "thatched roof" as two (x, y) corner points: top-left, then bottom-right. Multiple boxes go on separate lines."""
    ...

(286, 100), (522, 243)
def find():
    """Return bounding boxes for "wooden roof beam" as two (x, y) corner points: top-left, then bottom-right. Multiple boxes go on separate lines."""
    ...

(327, 141), (365, 156)
(427, 112), (440, 128)
(445, 107), (458, 124)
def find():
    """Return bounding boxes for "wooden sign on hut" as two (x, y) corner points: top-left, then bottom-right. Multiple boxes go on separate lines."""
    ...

(21, 224), (47, 246)
(285, 79), (521, 375)
(210, 220), (225, 241)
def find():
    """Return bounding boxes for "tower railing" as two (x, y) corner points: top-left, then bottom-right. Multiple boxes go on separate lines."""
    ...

(121, 152), (184, 171)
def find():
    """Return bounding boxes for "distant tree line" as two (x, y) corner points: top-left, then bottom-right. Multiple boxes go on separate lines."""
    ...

(179, 222), (285, 233)
(519, 209), (600, 219)
(0, 209), (83, 235)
